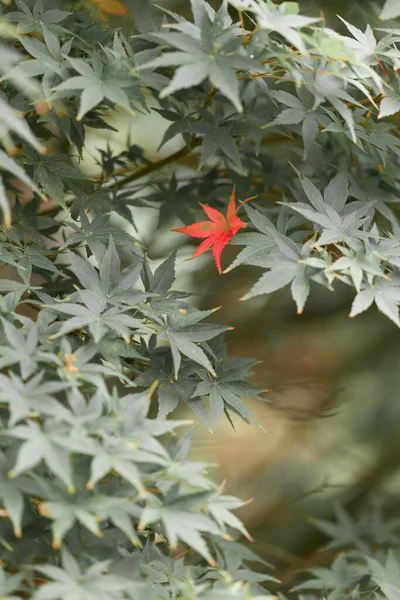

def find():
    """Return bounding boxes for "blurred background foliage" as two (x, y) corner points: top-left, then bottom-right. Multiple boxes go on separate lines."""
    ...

(74, 0), (400, 590)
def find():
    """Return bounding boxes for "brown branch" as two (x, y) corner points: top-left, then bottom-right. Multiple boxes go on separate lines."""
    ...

(107, 81), (218, 192)
(108, 139), (201, 191)
(203, 86), (217, 109)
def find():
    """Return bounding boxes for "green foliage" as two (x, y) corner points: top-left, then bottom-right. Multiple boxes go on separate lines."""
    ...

(0, 0), (400, 598)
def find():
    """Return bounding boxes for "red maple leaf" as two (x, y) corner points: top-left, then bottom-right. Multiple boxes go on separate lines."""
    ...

(173, 188), (254, 274)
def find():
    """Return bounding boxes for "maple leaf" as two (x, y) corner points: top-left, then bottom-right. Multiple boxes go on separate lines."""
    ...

(86, 0), (129, 18)
(173, 188), (250, 274)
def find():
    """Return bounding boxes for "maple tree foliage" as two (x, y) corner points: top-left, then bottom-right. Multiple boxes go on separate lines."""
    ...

(1, 0), (400, 599)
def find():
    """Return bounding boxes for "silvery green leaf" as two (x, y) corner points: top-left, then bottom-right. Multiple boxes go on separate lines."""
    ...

(160, 61), (209, 97)
(324, 170), (349, 211)
(241, 265), (297, 300)
(380, 0), (400, 20)
(379, 95), (400, 119)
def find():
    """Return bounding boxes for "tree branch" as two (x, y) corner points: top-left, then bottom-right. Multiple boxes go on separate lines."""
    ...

(108, 140), (201, 191)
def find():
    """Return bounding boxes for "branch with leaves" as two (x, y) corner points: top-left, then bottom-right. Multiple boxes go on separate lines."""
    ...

(0, 0), (400, 599)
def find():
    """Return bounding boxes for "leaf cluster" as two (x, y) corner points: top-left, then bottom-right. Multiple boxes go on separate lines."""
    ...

(1, 0), (400, 598)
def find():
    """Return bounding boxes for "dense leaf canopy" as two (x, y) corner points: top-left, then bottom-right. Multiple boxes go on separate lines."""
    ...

(1, 0), (400, 598)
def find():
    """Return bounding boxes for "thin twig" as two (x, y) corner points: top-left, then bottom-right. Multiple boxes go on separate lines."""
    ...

(107, 82), (216, 191)
(108, 140), (201, 191)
